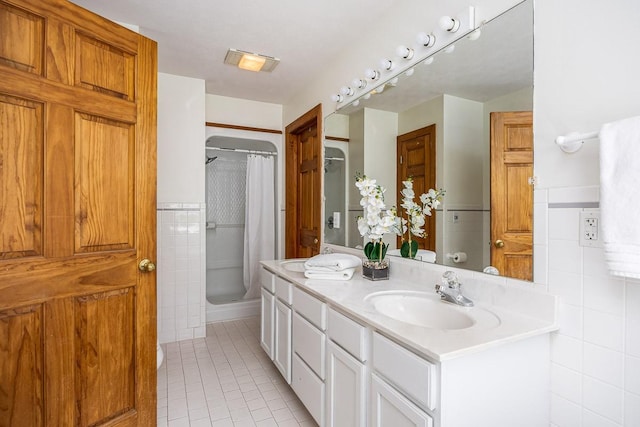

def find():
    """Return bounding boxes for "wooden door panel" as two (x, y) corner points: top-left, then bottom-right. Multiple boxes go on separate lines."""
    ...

(0, 93), (43, 260)
(490, 111), (533, 281)
(75, 288), (135, 426)
(0, 305), (44, 427)
(76, 34), (135, 100)
(0, 0), (157, 425)
(506, 164), (533, 231)
(75, 114), (135, 253)
(286, 105), (321, 258)
(0, 2), (44, 75)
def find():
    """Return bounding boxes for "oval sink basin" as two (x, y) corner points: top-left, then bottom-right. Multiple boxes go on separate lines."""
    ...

(365, 291), (500, 330)
(279, 259), (306, 272)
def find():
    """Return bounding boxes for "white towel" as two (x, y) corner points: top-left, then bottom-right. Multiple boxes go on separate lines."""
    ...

(303, 253), (361, 272)
(600, 115), (640, 278)
(304, 268), (355, 280)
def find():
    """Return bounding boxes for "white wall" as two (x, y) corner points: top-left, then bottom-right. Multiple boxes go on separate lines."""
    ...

(156, 73), (207, 343)
(205, 94), (282, 131)
(534, 1), (640, 425)
(157, 73), (206, 204)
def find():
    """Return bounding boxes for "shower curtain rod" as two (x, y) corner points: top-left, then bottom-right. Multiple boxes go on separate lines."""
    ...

(206, 146), (276, 156)
(325, 156), (345, 161)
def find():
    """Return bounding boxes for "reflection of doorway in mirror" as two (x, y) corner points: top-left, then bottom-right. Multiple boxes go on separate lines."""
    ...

(324, 144), (347, 246)
(396, 124), (437, 251)
(490, 111), (533, 281)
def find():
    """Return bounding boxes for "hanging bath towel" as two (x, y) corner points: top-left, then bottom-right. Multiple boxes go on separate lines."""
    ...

(599, 115), (640, 279)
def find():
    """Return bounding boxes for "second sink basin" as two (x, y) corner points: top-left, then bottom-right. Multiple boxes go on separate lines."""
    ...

(365, 290), (500, 331)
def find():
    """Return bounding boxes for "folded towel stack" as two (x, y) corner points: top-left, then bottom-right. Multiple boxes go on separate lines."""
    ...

(303, 253), (361, 280)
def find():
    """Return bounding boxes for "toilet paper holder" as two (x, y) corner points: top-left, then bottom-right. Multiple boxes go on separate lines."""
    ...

(446, 252), (468, 263)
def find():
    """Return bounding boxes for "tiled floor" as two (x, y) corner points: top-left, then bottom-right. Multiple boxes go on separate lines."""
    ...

(157, 317), (318, 427)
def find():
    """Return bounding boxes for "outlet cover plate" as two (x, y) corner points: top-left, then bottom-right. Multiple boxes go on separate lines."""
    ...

(579, 210), (602, 247)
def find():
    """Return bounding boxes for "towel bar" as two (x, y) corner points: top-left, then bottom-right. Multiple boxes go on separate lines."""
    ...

(555, 130), (599, 153)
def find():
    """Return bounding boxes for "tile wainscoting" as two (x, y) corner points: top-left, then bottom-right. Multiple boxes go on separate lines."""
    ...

(157, 203), (207, 343)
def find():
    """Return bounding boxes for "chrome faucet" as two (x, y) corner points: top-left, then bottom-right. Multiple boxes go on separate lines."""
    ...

(435, 271), (474, 307)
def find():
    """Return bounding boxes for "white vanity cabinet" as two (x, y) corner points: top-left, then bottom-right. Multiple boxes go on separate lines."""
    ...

(326, 309), (368, 427)
(259, 268), (275, 358)
(259, 260), (554, 427)
(292, 287), (327, 426)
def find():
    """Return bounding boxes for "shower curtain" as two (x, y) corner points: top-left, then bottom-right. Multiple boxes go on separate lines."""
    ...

(243, 154), (275, 299)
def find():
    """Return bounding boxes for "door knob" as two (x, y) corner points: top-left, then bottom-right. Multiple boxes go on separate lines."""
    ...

(313, 238), (319, 244)
(494, 240), (505, 248)
(139, 259), (156, 272)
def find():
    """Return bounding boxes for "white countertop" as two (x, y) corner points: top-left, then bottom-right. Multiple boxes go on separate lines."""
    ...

(261, 259), (558, 362)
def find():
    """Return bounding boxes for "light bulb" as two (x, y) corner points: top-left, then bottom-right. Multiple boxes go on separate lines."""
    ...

(423, 57), (434, 65)
(352, 100), (360, 107)
(439, 15), (460, 32)
(395, 45), (414, 60)
(376, 84), (385, 94)
(363, 93), (371, 100)
(379, 59), (394, 71)
(388, 77), (399, 87)
(417, 32), (436, 47)
(364, 68), (380, 81)
(444, 44), (455, 54)
(340, 86), (354, 96)
(331, 94), (344, 103)
(405, 68), (415, 77)
(352, 78), (367, 89)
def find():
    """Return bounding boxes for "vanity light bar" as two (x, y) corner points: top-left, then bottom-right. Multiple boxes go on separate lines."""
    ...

(332, 6), (475, 110)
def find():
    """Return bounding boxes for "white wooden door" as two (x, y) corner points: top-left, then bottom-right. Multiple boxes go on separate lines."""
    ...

(326, 341), (367, 427)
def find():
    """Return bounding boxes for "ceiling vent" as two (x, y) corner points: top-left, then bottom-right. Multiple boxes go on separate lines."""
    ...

(224, 48), (280, 72)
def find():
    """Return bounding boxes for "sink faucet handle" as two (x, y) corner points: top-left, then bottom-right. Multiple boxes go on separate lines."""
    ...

(442, 271), (460, 288)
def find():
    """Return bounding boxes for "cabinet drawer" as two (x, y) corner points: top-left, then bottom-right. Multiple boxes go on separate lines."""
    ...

(260, 267), (275, 293)
(373, 333), (436, 411)
(293, 311), (325, 379)
(328, 308), (368, 362)
(292, 353), (324, 427)
(275, 275), (293, 305)
(293, 287), (326, 330)
(371, 374), (433, 427)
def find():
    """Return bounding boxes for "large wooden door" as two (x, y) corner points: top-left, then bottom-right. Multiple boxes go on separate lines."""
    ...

(490, 111), (533, 281)
(285, 105), (322, 258)
(396, 125), (437, 251)
(0, 0), (157, 425)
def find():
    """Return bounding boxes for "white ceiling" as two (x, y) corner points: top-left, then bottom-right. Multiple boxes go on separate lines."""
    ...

(70, 0), (399, 105)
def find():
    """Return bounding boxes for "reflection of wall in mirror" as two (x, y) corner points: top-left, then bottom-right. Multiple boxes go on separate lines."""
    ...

(349, 108), (399, 249)
(324, 144), (347, 246)
(397, 88), (531, 271)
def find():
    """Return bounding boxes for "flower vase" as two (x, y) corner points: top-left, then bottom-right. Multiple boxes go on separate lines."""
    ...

(362, 259), (390, 281)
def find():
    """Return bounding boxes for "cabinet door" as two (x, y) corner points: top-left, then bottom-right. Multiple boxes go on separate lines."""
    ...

(326, 341), (367, 427)
(260, 288), (275, 359)
(371, 374), (433, 427)
(274, 299), (292, 383)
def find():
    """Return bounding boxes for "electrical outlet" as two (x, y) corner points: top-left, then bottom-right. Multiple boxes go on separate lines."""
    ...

(579, 210), (602, 247)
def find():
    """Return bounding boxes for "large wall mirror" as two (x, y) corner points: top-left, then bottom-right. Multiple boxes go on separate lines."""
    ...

(323, 0), (533, 280)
